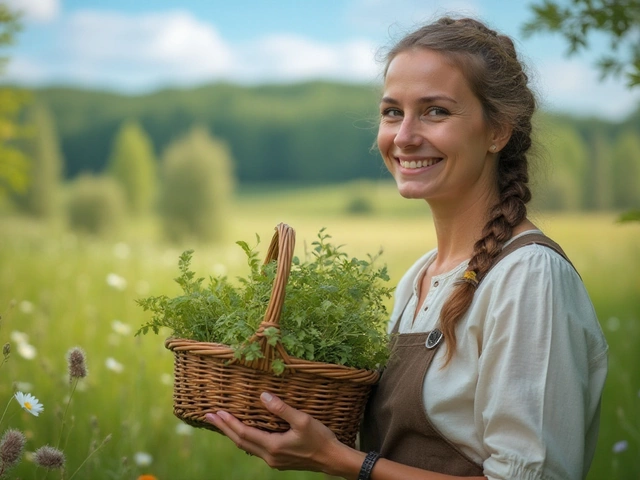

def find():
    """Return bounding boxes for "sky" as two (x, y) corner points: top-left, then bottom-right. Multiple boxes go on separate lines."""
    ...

(3, 0), (639, 121)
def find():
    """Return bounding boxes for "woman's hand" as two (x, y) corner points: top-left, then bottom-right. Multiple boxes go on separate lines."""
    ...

(205, 392), (360, 474)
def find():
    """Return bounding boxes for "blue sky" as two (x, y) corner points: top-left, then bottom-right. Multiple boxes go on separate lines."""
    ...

(3, 0), (639, 120)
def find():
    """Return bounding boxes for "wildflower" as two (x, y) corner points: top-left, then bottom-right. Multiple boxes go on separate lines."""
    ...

(175, 422), (192, 436)
(134, 451), (153, 466)
(19, 301), (34, 314)
(16, 343), (37, 360)
(2, 343), (10, 358)
(137, 475), (158, 480)
(111, 320), (132, 336)
(10, 331), (28, 345)
(105, 357), (124, 373)
(106, 273), (127, 291)
(160, 373), (172, 386)
(33, 445), (65, 470)
(66, 347), (88, 380)
(14, 392), (44, 417)
(0, 429), (26, 469)
(612, 440), (628, 453)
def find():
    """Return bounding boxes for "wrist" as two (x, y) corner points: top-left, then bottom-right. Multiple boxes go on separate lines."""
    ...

(357, 451), (380, 480)
(320, 439), (367, 480)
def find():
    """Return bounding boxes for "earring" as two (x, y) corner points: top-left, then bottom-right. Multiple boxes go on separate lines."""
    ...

(490, 145), (497, 152)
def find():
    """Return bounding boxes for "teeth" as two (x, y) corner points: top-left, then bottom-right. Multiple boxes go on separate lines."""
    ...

(399, 158), (441, 169)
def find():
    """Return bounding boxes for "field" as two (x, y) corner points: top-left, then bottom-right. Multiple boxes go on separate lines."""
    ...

(0, 182), (638, 479)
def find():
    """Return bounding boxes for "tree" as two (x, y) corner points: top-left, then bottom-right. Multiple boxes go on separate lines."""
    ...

(13, 104), (63, 218)
(535, 120), (588, 210)
(611, 130), (640, 208)
(523, 0), (640, 87)
(106, 120), (158, 215)
(524, 0), (640, 220)
(0, 4), (30, 199)
(159, 126), (235, 242)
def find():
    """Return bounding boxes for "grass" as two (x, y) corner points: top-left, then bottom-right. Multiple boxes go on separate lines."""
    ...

(0, 181), (638, 479)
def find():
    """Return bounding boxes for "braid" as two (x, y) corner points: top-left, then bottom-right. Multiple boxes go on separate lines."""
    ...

(383, 16), (537, 365)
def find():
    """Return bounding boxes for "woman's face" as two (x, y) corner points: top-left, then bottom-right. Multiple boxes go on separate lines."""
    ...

(377, 48), (499, 206)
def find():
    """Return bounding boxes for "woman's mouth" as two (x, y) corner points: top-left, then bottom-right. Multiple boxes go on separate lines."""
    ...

(398, 158), (443, 169)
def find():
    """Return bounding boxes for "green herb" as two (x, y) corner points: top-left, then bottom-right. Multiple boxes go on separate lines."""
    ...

(136, 229), (393, 372)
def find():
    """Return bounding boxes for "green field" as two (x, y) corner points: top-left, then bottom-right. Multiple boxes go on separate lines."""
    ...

(1, 182), (638, 479)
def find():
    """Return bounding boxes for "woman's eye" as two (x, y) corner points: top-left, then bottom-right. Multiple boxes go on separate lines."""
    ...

(381, 108), (402, 118)
(426, 107), (448, 116)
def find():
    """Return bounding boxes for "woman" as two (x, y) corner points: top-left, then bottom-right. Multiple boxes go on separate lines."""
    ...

(205, 17), (608, 480)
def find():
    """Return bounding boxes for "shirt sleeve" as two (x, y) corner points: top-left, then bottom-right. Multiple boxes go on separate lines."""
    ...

(474, 245), (608, 480)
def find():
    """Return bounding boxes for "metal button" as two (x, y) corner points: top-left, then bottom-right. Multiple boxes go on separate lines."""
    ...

(425, 328), (443, 349)
(433, 281), (439, 287)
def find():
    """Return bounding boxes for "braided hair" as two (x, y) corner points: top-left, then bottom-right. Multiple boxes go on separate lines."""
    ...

(383, 17), (536, 365)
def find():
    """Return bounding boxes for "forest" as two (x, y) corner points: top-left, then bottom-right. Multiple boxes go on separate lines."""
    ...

(25, 80), (640, 212)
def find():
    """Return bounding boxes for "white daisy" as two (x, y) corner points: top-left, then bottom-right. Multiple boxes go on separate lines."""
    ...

(14, 392), (44, 416)
(111, 320), (132, 336)
(17, 343), (37, 360)
(105, 273), (127, 291)
(105, 357), (124, 373)
(133, 451), (152, 466)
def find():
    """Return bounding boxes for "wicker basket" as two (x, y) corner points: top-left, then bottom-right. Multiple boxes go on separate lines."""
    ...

(164, 223), (381, 448)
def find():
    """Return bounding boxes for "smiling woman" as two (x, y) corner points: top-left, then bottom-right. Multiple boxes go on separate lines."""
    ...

(203, 16), (608, 480)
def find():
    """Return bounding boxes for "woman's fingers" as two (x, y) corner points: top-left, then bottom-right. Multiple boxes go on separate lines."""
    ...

(205, 411), (268, 455)
(260, 392), (307, 427)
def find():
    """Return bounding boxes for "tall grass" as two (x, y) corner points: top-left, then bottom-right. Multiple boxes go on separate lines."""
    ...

(0, 181), (637, 479)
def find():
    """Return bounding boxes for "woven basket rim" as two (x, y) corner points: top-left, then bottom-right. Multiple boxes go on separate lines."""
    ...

(165, 336), (381, 384)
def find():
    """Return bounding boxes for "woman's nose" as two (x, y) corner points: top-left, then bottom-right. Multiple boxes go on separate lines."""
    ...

(394, 117), (423, 149)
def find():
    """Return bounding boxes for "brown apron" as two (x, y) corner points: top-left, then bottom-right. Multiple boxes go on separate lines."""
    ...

(360, 233), (575, 476)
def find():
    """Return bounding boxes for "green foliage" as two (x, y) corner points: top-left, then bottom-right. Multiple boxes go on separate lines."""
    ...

(159, 126), (234, 243)
(106, 120), (157, 215)
(612, 130), (640, 208)
(523, 0), (640, 87)
(12, 104), (64, 218)
(535, 121), (587, 210)
(0, 6), (30, 199)
(136, 229), (393, 372)
(617, 209), (640, 222)
(66, 174), (126, 236)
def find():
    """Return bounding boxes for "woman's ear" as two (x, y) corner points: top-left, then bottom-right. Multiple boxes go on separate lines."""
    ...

(489, 124), (513, 153)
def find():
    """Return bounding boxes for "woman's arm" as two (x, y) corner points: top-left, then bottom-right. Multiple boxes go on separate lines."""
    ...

(206, 392), (487, 480)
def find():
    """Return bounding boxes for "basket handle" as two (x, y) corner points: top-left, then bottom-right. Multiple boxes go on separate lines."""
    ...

(261, 222), (296, 327)
(239, 223), (296, 372)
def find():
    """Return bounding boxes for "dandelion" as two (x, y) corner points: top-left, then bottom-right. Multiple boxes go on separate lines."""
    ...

(33, 445), (65, 470)
(0, 429), (26, 470)
(14, 392), (44, 417)
(612, 440), (628, 453)
(106, 273), (127, 291)
(16, 342), (37, 360)
(134, 451), (153, 467)
(66, 347), (88, 380)
(111, 320), (132, 336)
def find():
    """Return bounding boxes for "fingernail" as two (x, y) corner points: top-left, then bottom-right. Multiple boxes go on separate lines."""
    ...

(261, 392), (273, 403)
(217, 410), (230, 420)
(205, 413), (218, 423)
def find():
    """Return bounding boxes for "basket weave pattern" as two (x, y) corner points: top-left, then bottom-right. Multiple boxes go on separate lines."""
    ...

(165, 223), (381, 448)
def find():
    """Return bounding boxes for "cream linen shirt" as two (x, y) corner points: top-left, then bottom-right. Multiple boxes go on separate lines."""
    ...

(388, 230), (608, 480)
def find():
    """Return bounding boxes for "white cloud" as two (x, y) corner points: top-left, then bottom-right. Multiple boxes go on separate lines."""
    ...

(535, 58), (640, 119)
(58, 10), (233, 86)
(237, 34), (379, 83)
(4, 0), (59, 23)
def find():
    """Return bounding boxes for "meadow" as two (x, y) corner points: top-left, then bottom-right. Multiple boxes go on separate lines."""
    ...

(0, 181), (638, 479)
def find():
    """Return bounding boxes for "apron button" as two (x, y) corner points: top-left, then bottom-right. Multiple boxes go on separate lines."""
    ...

(425, 328), (443, 349)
